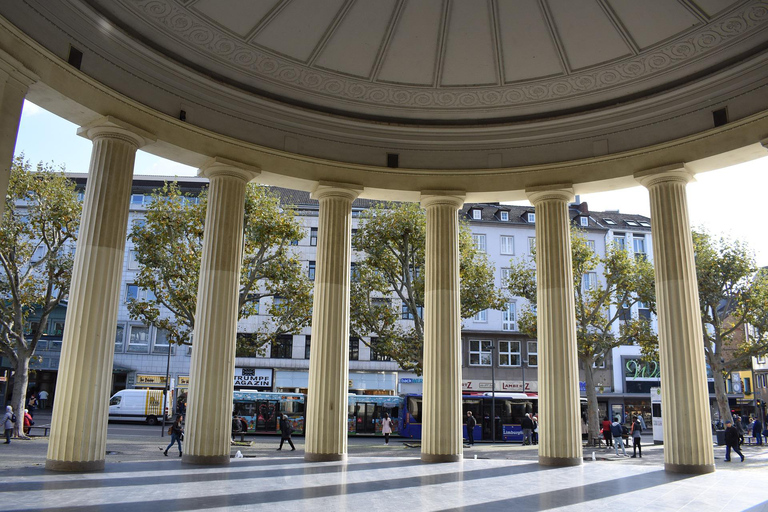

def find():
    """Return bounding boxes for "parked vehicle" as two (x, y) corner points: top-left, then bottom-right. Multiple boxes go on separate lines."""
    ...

(108, 389), (171, 425)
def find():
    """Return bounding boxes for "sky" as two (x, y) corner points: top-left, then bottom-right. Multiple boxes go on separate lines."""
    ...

(14, 100), (768, 266)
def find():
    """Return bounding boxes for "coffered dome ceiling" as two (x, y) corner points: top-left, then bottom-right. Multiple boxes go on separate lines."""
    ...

(89, 0), (768, 122)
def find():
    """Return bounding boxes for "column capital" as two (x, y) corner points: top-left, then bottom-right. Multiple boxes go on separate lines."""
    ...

(310, 181), (363, 202)
(77, 116), (156, 149)
(0, 49), (39, 88)
(420, 191), (465, 209)
(199, 157), (260, 182)
(634, 163), (694, 188)
(525, 184), (574, 205)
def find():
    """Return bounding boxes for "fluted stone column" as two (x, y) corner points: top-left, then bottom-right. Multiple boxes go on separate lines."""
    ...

(47, 117), (154, 471)
(526, 186), (583, 467)
(635, 165), (715, 474)
(305, 183), (361, 462)
(421, 192), (465, 463)
(0, 50), (38, 218)
(183, 158), (259, 465)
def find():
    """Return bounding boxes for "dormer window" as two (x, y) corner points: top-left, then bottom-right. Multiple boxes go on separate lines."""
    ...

(603, 218), (616, 225)
(471, 209), (482, 220)
(639, 221), (651, 228)
(499, 211), (509, 221)
(625, 220), (640, 227)
(580, 217), (589, 227)
(526, 213), (535, 223)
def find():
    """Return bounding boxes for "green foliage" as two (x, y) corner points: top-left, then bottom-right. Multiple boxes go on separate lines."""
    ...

(128, 183), (312, 354)
(0, 156), (81, 436)
(692, 230), (768, 423)
(507, 227), (657, 444)
(350, 202), (504, 373)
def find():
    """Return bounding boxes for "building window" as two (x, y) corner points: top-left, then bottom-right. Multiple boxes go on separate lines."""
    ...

(633, 235), (646, 259)
(593, 355), (606, 368)
(131, 218), (146, 229)
(583, 272), (597, 291)
(308, 261), (315, 281)
(638, 302), (651, 320)
(502, 302), (517, 332)
(528, 237), (536, 254)
(127, 325), (150, 353)
(304, 335), (311, 360)
(31, 246), (45, 262)
(614, 233), (626, 251)
(527, 341), (538, 367)
(469, 340), (492, 366)
(471, 209), (481, 220)
(126, 284), (139, 302)
(310, 227), (318, 246)
(473, 309), (488, 322)
(603, 218), (616, 225)
(271, 335), (293, 359)
(115, 324), (125, 353)
(527, 213), (535, 223)
(153, 328), (171, 355)
(499, 211), (509, 221)
(349, 337), (359, 361)
(619, 304), (632, 323)
(127, 250), (140, 270)
(498, 340), (520, 367)
(370, 337), (391, 361)
(48, 320), (65, 336)
(401, 303), (422, 320)
(580, 216), (589, 227)
(587, 240), (595, 252)
(501, 268), (511, 286)
(131, 194), (145, 205)
(500, 235), (514, 255)
(472, 234), (487, 253)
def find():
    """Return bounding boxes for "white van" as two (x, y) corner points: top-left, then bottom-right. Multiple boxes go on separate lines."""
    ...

(108, 389), (172, 425)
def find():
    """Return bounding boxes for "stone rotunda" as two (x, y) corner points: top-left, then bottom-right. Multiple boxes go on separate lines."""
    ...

(2, 0), (768, 474)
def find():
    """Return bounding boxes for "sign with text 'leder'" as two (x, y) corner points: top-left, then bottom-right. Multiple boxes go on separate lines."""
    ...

(234, 368), (272, 388)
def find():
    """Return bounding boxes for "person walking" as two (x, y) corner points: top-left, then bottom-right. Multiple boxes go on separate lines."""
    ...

(611, 417), (627, 457)
(3, 406), (15, 444)
(26, 394), (37, 418)
(163, 415), (184, 457)
(724, 420), (744, 461)
(277, 414), (295, 451)
(381, 413), (394, 445)
(465, 411), (476, 446)
(630, 415), (643, 458)
(751, 417), (763, 445)
(522, 413), (534, 445)
(601, 416), (613, 448)
(734, 415), (746, 446)
(23, 409), (34, 435)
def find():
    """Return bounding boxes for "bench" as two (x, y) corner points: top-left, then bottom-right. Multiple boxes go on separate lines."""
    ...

(744, 435), (762, 445)
(26, 424), (51, 437)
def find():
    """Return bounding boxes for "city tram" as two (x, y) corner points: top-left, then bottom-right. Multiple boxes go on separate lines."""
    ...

(231, 391), (402, 436)
(400, 392), (538, 442)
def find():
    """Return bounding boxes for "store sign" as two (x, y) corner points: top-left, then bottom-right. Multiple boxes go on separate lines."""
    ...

(462, 380), (538, 392)
(624, 359), (660, 379)
(234, 368), (272, 388)
(136, 374), (166, 387)
(177, 376), (190, 386)
(400, 378), (423, 384)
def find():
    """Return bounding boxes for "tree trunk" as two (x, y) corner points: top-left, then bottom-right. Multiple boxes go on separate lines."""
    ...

(10, 352), (30, 439)
(582, 356), (601, 446)
(712, 361), (732, 427)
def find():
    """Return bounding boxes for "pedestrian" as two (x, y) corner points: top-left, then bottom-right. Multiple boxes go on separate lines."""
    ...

(23, 409), (34, 435)
(522, 413), (534, 445)
(734, 415), (745, 446)
(277, 414), (295, 451)
(532, 414), (539, 445)
(602, 416), (613, 448)
(630, 415), (643, 458)
(611, 417), (627, 457)
(3, 405), (15, 444)
(751, 417), (763, 445)
(724, 420), (744, 462)
(465, 411), (476, 446)
(381, 412), (394, 445)
(38, 390), (49, 410)
(27, 394), (37, 417)
(231, 412), (243, 444)
(162, 415), (183, 457)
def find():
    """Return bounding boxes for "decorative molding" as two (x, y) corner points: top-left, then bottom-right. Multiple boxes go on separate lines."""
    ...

(115, 0), (768, 112)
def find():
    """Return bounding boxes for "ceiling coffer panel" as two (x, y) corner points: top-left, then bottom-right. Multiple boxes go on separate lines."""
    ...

(440, 0), (499, 86)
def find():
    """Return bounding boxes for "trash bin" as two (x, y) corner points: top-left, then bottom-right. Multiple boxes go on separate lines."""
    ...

(715, 430), (725, 446)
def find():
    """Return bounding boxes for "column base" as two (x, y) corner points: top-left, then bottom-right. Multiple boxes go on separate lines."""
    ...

(305, 452), (347, 462)
(665, 462), (715, 474)
(181, 454), (230, 465)
(45, 459), (105, 472)
(422, 453), (462, 463)
(539, 455), (582, 467)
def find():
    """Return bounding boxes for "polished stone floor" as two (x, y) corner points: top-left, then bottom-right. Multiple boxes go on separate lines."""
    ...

(1, 455), (767, 512)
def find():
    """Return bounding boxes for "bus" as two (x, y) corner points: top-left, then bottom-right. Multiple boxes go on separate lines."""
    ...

(231, 391), (403, 436)
(400, 392), (537, 442)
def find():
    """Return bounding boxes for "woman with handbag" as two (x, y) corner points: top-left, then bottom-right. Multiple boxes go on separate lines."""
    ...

(163, 415), (184, 457)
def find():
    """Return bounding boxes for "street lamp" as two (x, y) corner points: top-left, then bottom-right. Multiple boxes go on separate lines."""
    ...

(161, 342), (172, 438)
(489, 342), (496, 442)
